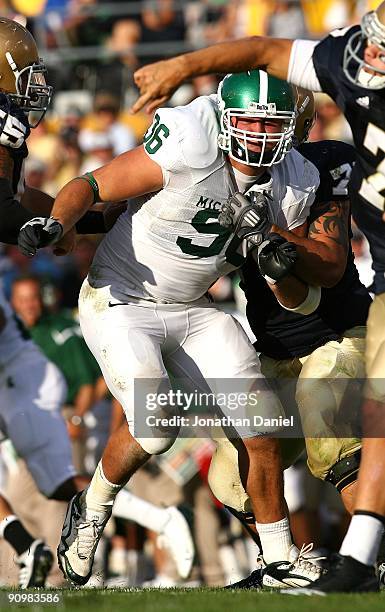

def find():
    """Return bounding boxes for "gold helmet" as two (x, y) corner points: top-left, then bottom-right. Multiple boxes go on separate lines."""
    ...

(0, 18), (52, 125)
(292, 86), (315, 146)
(343, 0), (385, 89)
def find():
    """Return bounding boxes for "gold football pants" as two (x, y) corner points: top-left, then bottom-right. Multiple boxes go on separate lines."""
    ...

(208, 327), (365, 512)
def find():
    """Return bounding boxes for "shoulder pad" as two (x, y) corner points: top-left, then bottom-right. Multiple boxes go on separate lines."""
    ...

(143, 96), (221, 172)
(299, 140), (355, 201)
(298, 140), (356, 172)
(328, 25), (357, 39)
(284, 148), (320, 192)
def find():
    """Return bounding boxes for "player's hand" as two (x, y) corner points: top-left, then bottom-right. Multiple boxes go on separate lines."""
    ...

(53, 226), (76, 256)
(219, 191), (272, 247)
(130, 57), (188, 114)
(255, 233), (298, 284)
(18, 217), (63, 257)
(67, 420), (85, 441)
(0, 93), (30, 149)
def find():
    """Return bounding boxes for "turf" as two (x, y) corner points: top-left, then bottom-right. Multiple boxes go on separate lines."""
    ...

(2, 588), (384, 612)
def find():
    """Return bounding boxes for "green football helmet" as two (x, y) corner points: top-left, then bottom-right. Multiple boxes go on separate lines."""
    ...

(217, 69), (296, 167)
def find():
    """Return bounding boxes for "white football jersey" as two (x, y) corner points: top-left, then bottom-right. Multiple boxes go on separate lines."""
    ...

(0, 286), (35, 370)
(90, 95), (319, 303)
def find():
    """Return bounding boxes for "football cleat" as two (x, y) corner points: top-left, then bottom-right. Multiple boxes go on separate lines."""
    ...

(283, 554), (379, 595)
(57, 490), (111, 586)
(156, 506), (195, 579)
(378, 561), (385, 589)
(16, 539), (53, 588)
(224, 567), (263, 589)
(262, 543), (325, 589)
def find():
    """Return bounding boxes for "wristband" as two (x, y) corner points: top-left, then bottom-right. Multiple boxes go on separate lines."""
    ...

(278, 285), (321, 315)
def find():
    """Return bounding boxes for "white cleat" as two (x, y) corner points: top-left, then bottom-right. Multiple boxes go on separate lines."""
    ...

(156, 506), (195, 579)
(57, 491), (111, 586)
(262, 544), (325, 589)
(17, 539), (53, 588)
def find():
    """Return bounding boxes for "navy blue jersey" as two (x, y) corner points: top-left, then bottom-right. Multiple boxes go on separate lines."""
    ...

(12, 144), (27, 197)
(242, 140), (371, 360)
(312, 26), (385, 293)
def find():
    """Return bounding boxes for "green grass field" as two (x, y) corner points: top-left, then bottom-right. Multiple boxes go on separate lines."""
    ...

(1, 588), (384, 612)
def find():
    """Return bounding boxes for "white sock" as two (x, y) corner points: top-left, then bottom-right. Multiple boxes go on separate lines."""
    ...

(340, 513), (384, 566)
(85, 462), (122, 518)
(255, 517), (293, 564)
(113, 488), (170, 533)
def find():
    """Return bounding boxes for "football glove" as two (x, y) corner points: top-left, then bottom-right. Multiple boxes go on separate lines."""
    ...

(18, 217), (63, 257)
(218, 191), (272, 248)
(255, 233), (298, 284)
(0, 93), (30, 149)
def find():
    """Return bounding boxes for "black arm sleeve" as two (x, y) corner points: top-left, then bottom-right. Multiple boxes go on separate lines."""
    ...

(75, 210), (106, 234)
(0, 178), (34, 244)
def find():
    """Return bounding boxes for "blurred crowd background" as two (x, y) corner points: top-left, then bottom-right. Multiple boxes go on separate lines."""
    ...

(0, 0), (378, 589)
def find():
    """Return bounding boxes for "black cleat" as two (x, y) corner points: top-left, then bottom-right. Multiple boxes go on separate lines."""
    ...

(224, 568), (263, 590)
(283, 554), (380, 595)
(377, 562), (385, 590)
(17, 540), (54, 588)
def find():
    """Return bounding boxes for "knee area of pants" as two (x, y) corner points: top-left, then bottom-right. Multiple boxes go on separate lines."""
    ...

(134, 435), (176, 455)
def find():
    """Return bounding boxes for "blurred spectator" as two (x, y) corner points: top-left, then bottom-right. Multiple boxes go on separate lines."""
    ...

(0, 245), (64, 298)
(27, 119), (59, 165)
(0, 1), (15, 17)
(60, 104), (84, 132)
(79, 130), (114, 174)
(46, 123), (83, 194)
(185, 0), (232, 46)
(11, 274), (97, 471)
(95, 19), (141, 100)
(313, 93), (353, 143)
(80, 92), (136, 156)
(268, 1), (308, 38)
(229, 0), (273, 38)
(64, 0), (111, 47)
(141, 0), (186, 63)
(300, 0), (353, 36)
(24, 156), (48, 190)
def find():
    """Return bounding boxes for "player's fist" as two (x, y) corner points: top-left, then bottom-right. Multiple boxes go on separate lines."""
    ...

(219, 191), (271, 247)
(256, 233), (297, 284)
(0, 93), (30, 149)
(18, 217), (63, 257)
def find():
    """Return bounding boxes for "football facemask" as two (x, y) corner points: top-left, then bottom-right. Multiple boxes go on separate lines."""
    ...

(343, 9), (385, 90)
(217, 70), (296, 167)
(6, 54), (52, 127)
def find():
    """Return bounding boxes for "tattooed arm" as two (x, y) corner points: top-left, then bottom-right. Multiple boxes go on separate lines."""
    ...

(268, 199), (350, 288)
